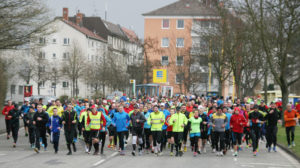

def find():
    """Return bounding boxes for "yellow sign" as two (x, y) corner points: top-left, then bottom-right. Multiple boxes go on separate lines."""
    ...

(153, 69), (167, 83)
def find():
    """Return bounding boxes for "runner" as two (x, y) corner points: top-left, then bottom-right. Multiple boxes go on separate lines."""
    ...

(2, 100), (14, 140)
(130, 104), (146, 156)
(8, 104), (21, 147)
(112, 105), (130, 155)
(284, 104), (299, 148)
(48, 108), (62, 154)
(266, 102), (281, 152)
(165, 108), (175, 156)
(143, 106), (152, 154)
(20, 100), (30, 136)
(25, 106), (36, 148)
(33, 104), (49, 153)
(160, 103), (170, 152)
(147, 105), (165, 156)
(99, 112), (111, 154)
(169, 107), (188, 157)
(80, 108), (91, 153)
(199, 106), (209, 153)
(62, 104), (78, 155)
(188, 109), (202, 157)
(230, 107), (247, 157)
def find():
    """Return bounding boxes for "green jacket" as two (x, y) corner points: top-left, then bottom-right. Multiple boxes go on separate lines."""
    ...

(79, 111), (90, 131)
(169, 113), (188, 132)
(188, 117), (202, 134)
(147, 111), (165, 131)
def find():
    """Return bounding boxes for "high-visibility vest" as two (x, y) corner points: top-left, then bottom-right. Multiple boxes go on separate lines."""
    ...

(89, 112), (101, 130)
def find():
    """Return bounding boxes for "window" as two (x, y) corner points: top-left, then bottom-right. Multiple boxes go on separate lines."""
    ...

(38, 81), (45, 88)
(11, 85), (16, 94)
(63, 38), (70, 45)
(201, 21), (210, 28)
(53, 38), (56, 44)
(39, 52), (45, 59)
(39, 37), (46, 44)
(39, 66), (46, 72)
(63, 52), (69, 60)
(175, 73), (184, 84)
(18, 86), (23, 95)
(63, 81), (69, 88)
(176, 56), (184, 66)
(52, 82), (56, 88)
(161, 56), (169, 66)
(176, 38), (184, 48)
(53, 53), (56, 59)
(177, 20), (184, 29)
(162, 19), (169, 29)
(162, 38), (169, 47)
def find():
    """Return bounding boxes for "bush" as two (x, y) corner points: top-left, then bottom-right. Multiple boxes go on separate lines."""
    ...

(59, 95), (69, 103)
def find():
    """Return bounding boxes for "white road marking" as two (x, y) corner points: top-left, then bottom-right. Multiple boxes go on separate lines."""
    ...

(0, 154), (7, 156)
(93, 136), (131, 167)
(241, 163), (296, 167)
(277, 146), (300, 168)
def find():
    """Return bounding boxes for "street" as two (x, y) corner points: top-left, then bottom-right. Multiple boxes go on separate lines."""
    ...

(0, 128), (299, 168)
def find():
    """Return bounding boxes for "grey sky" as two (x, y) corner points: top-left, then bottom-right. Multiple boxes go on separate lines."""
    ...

(46, 0), (177, 38)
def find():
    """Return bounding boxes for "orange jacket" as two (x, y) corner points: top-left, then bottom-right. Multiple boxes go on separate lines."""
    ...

(284, 110), (299, 127)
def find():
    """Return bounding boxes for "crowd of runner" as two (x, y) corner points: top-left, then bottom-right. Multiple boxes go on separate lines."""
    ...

(2, 94), (300, 157)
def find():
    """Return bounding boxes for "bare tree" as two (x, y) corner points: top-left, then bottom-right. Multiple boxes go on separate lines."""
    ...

(62, 41), (86, 98)
(243, 0), (300, 114)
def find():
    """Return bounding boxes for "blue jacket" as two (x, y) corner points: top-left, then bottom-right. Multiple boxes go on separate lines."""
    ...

(120, 96), (127, 102)
(21, 105), (30, 115)
(74, 105), (84, 118)
(112, 111), (130, 132)
(101, 113), (111, 132)
(161, 109), (170, 130)
(109, 109), (116, 118)
(143, 111), (151, 129)
(48, 115), (62, 133)
(225, 112), (232, 130)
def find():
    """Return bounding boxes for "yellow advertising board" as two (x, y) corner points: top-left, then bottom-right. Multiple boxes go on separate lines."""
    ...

(153, 69), (167, 83)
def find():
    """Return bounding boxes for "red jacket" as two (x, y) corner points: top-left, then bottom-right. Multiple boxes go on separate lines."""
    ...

(165, 115), (173, 132)
(124, 107), (131, 113)
(284, 110), (299, 127)
(86, 111), (106, 130)
(2, 105), (14, 120)
(230, 114), (247, 133)
(186, 106), (193, 112)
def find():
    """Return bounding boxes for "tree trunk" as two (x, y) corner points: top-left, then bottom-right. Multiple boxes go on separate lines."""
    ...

(281, 84), (289, 126)
(38, 83), (40, 95)
(264, 68), (268, 103)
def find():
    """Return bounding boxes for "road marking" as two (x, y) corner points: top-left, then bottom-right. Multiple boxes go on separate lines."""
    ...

(277, 146), (300, 167)
(241, 163), (296, 167)
(92, 136), (131, 167)
(0, 154), (7, 156)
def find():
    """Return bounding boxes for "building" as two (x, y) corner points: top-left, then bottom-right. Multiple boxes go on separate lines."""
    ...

(3, 8), (143, 103)
(143, 0), (221, 95)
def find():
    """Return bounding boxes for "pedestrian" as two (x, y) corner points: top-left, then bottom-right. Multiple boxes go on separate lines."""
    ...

(147, 105), (165, 156)
(80, 107), (92, 153)
(99, 112), (111, 154)
(112, 105), (130, 155)
(2, 100), (14, 140)
(20, 100), (30, 136)
(62, 104), (78, 155)
(48, 108), (62, 154)
(25, 106), (36, 148)
(266, 102), (281, 152)
(8, 104), (21, 147)
(165, 108), (175, 156)
(33, 104), (49, 153)
(284, 104), (299, 148)
(199, 106), (208, 153)
(142, 106), (152, 154)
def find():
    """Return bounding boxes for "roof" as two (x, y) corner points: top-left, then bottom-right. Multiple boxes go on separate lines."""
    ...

(121, 27), (139, 43)
(143, 0), (218, 17)
(102, 20), (128, 40)
(68, 16), (110, 40)
(60, 19), (106, 42)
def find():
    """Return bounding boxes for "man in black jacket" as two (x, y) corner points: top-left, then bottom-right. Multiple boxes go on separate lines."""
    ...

(33, 104), (49, 153)
(8, 104), (21, 147)
(266, 102), (281, 152)
(62, 104), (78, 155)
(130, 105), (146, 156)
(25, 106), (36, 148)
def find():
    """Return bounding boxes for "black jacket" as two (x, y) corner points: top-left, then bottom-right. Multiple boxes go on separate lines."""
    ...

(33, 111), (49, 128)
(8, 109), (21, 127)
(62, 110), (78, 131)
(130, 112), (146, 128)
(25, 112), (36, 128)
(266, 108), (281, 127)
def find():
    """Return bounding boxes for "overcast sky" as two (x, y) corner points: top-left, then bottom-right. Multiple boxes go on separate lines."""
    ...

(46, 0), (177, 38)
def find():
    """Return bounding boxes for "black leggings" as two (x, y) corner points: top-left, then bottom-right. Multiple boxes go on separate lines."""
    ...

(143, 128), (151, 149)
(28, 127), (36, 144)
(190, 136), (199, 152)
(152, 131), (162, 147)
(286, 126), (295, 146)
(250, 128), (260, 152)
(5, 119), (11, 135)
(117, 131), (125, 150)
(214, 131), (225, 152)
(173, 132), (183, 152)
(11, 125), (19, 143)
(35, 128), (47, 150)
(99, 132), (106, 149)
(266, 126), (277, 147)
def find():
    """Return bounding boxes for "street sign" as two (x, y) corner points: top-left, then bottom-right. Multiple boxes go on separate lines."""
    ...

(130, 79), (135, 84)
(130, 79), (136, 97)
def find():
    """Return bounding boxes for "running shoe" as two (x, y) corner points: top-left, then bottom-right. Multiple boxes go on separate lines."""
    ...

(193, 152), (197, 157)
(273, 146), (277, 152)
(292, 141), (296, 147)
(132, 151), (136, 156)
(170, 152), (173, 156)
(34, 148), (39, 154)
(268, 147), (271, 153)
(184, 146), (187, 152)
(253, 151), (257, 156)
(13, 143), (16, 148)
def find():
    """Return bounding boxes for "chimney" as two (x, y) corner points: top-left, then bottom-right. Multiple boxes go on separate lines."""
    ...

(76, 10), (83, 26)
(63, 8), (68, 21)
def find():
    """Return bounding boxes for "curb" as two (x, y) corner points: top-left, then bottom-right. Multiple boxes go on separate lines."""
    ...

(277, 143), (300, 163)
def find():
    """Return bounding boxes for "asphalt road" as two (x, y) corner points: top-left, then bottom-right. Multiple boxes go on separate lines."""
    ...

(0, 128), (299, 168)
